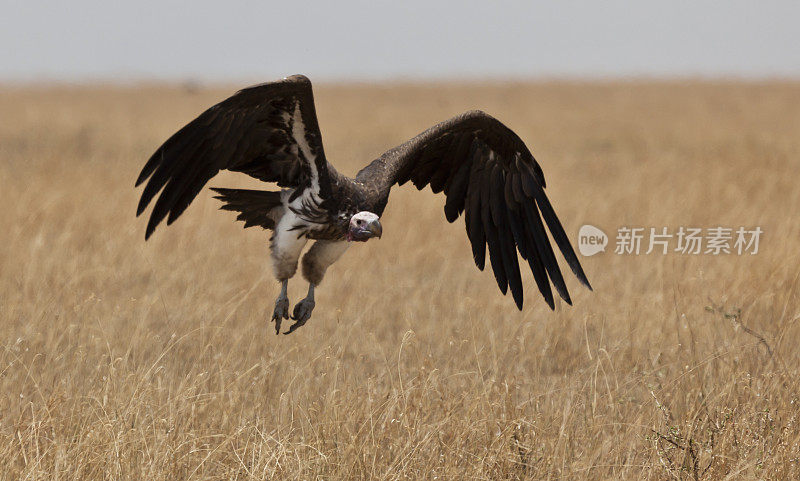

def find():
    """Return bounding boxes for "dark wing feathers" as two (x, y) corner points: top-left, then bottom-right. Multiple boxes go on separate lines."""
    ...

(357, 110), (590, 310)
(136, 75), (330, 239)
(209, 188), (283, 230)
(465, 158), (487, 269)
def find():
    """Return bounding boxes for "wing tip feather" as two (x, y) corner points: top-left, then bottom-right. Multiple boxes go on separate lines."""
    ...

(136, 195), (149, 217)
(513, 293), (523, 310)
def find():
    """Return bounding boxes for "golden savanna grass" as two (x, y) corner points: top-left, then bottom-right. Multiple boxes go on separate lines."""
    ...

(0, 80), (799, 479)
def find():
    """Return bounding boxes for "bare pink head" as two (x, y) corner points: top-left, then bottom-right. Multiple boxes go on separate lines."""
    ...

(347, 211), (382, 242)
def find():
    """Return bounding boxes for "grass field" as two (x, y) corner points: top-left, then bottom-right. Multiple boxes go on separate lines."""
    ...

(1, 80), (799, 479)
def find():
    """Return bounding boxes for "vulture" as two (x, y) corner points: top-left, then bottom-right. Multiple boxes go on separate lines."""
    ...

(136, 75), (591, 334)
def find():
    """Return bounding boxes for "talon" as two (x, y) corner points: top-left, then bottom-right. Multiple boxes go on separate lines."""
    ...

(291, 300), (314, 321)
(272, 296), (290, 335)
(284, 320), (305, 335)
(285, 299), (314, 334)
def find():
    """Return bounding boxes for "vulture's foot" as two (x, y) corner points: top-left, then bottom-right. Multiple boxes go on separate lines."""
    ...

(272, 296), (290, 334)
(285, 298), (315, 334)
(272, 282), (290, 335)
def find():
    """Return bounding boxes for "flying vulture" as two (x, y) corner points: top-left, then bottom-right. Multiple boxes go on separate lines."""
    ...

(136, 75), (591, 334)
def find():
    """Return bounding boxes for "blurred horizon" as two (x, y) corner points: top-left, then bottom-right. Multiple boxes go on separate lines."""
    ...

(2, 0), (799, 84)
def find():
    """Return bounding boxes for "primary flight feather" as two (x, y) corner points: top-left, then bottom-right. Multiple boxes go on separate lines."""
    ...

(136, 75), (591, 334)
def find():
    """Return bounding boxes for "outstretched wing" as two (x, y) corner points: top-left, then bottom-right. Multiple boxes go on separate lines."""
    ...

(136, 75), (331, 239)
(357, 110), (590, 310)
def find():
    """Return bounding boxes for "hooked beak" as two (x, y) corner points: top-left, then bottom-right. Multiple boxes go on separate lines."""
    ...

(366, 219), (382, 239)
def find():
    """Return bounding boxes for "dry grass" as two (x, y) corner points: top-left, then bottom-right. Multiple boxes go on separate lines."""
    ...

(0, 80), (799, 480)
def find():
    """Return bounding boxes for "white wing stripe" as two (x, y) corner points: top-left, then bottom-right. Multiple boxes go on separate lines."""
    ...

(291, 101), (320, 195)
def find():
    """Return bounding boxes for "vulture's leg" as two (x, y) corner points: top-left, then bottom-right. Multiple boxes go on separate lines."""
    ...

(270, 217), (309, 334)
(285, 241), (349, 334)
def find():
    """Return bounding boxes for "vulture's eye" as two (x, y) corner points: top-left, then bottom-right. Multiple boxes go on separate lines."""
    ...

(356, 219), (364, 226)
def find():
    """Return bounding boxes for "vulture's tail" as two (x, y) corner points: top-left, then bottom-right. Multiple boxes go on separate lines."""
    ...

(210, 188), (283, 230)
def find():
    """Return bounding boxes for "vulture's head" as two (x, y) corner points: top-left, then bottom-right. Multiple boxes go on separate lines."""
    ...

(347, 211), (382, 242)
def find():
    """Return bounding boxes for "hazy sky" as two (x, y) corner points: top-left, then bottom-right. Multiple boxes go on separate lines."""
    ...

(2, 0), (798, 82)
